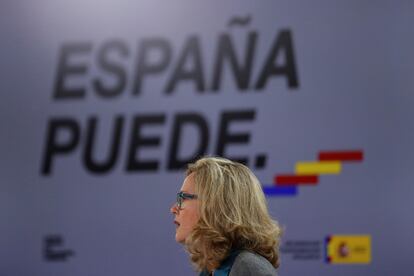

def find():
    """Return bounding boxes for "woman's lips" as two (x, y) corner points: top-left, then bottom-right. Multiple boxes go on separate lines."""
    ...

(174, 221), (180, 227)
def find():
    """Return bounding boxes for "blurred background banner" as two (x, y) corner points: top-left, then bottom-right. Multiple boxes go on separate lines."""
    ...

(1, 1), (413, 275)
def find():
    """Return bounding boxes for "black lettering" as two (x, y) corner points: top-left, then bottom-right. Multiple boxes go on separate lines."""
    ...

(255, 30), (299, 89)
(168, 113), (209, 170)
(54, 43), (92, 99)
(44, 235), (75, 262)
(216, 110), (255, 165)
(83, 116), (124, 173)
(93, 40), (128, 98)
(126, 114), (165, 171)
(41, 118), (80, 175)
(212, 32), (257, 91)
(165, 36), (205, 93)
(133, 38), (171, 95)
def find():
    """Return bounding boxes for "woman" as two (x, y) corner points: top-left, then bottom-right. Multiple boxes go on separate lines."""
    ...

(170, 157), (281, 276)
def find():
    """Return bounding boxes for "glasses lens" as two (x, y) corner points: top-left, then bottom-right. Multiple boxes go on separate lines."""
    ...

(176, 193), (183, 209)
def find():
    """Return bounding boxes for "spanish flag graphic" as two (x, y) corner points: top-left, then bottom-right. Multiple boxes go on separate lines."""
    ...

(325, 235), (371, 264)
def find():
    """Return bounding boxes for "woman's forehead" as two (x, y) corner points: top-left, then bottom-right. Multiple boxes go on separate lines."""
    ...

(181, 172), (196, 192)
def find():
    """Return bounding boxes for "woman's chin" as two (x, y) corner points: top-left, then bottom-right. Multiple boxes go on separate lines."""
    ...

(175, 233), (185, 244)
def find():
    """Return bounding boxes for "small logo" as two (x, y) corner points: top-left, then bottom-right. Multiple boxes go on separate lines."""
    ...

(280, 240), (322, 260)
(325, 235), (371, 264)
(44, 234), (75, 262)
(228, 15), (252, 27)
(263, 150), (364, 197)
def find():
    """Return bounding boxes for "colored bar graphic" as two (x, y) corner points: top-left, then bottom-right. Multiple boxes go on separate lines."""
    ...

(319, 150), (363, 162)
(263, 186), (297, 196)
(295, 161), (341, 175)
(275, 175), (318, 186)
(326, 235), (371, 264)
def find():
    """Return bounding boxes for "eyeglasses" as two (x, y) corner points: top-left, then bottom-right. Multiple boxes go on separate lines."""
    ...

(176, 191), (198, 209)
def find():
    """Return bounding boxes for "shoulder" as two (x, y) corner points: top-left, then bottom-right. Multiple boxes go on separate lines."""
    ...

(229, 250), (278, 276)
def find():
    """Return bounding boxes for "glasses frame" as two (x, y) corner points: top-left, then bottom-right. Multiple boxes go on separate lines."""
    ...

(176, 191), (198, 209)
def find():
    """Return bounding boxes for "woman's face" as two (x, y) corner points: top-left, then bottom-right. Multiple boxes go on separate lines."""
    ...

(170, 173), (200, 243)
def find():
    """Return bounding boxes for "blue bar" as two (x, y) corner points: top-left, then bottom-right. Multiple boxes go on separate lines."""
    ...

(263, 186), (298, 196)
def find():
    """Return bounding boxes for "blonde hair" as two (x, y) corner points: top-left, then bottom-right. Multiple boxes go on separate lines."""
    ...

(185, 157), (281, 272)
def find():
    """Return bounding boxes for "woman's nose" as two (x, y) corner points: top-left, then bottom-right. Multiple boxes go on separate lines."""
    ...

(170, 203), (178, 214)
